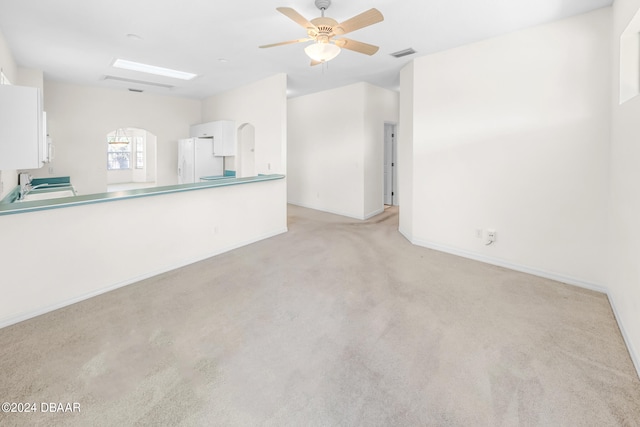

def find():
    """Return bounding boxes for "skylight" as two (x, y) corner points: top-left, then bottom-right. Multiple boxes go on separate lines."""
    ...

(112, 59), (197, 80)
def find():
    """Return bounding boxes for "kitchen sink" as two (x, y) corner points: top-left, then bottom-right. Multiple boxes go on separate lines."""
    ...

(18, 189), (76, 202)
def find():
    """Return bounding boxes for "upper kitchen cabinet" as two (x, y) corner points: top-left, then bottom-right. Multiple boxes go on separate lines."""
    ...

(0, 84), (44, 169)
(190, 120), (236, 157)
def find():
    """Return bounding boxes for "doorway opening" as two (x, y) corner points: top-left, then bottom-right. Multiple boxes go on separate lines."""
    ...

(384, 123), (397, 206)
(106, 127), (157, 192)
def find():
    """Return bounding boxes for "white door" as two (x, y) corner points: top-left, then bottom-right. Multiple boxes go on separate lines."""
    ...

(384, 124), (396, 205)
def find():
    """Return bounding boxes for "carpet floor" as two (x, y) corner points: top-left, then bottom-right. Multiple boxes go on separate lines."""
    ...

(1, 204), (639, 426)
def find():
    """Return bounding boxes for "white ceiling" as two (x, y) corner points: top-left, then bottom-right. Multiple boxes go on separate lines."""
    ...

(0, 0), (612, 99)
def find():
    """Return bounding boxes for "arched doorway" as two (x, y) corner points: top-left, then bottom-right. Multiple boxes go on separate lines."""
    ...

(106, 127), (157, 191)
(237, 123), (256, 178)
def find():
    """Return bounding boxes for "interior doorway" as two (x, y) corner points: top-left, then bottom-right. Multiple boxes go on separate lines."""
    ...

(237, 123), (256, 178)
(106, 127), (157, 191)
(384, 123), (397, 206)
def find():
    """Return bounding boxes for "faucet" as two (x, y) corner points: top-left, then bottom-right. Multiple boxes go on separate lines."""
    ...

(17, 173), (73, 200)
(21, 183), (56, 199)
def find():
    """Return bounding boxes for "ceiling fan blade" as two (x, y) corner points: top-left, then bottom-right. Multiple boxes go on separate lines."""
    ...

(259, 38), (311, 49)
(310, 60), (322, 67)
(334, 38), (379, 56)
(334, 8), (384, 35)
(277, 7), (317, 32)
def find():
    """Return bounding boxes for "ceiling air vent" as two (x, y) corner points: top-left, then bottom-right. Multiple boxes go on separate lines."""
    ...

(103, 75), (174, 89)
(390, 48), (416, 58)
(128, 88), (143, 93)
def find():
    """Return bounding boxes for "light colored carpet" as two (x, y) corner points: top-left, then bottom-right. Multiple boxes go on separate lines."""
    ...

(1, 204), (639, 426)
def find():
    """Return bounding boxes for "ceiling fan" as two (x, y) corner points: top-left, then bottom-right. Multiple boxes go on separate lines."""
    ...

(259, 0), (384, 66)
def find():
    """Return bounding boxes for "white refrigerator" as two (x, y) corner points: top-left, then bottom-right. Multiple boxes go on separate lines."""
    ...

(177, 138), (223, 184)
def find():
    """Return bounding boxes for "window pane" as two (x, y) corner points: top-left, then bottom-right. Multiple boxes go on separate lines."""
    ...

(136, 137), (144, 169)
(107, 140), (131, 170)
(107, 152), (131, 170)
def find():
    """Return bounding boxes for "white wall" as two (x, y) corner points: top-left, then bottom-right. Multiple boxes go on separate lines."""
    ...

(0, 179), (287, 328)
(146, 133), (157, 182)
(288, 83), (365, 219)
(16, 68), (43, 90)
(398, 63), (414, 239)
(0, 29), (20, 199)
(288, 82), (398, 220)
(0, 29), (17, 84)
(27, 82), (202, 195)
(609, 0), (640, 374)
(401, 9), (611, 288)
(201, 74), (287, 176)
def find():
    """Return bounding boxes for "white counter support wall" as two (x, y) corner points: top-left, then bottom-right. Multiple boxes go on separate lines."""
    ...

(0, 178), (287, 328)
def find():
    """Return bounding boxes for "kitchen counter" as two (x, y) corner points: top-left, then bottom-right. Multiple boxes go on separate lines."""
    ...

(0, 174), (285, 216)
(200, 170), (236, 181)
(1, 173), (287, 329)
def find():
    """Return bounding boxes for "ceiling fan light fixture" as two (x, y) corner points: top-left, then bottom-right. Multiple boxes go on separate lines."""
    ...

(304, 42), (341, 62)
(261, 3), (383, 66)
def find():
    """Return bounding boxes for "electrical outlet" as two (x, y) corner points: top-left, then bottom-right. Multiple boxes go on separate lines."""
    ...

(476, 228), (483, 238)
(487, 229), (497, 243)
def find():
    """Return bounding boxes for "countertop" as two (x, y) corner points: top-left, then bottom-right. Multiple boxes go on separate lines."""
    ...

(0, 174), (285, 216)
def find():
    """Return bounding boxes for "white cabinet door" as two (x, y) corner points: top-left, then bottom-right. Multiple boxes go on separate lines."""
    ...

(0, 85), (43, 169)
(190, 122), (216, 138)
(213, 120), (236, 156)
(190, 120), (236, 156)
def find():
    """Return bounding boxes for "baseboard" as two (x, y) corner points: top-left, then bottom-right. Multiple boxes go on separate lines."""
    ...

(606, 292), (640, 380)
(411, 238), (607, 293)
(288, 201), (368, 220)
(0, 227), (288, 330)
(411, 238), (640, 379)
(364, 208), (384, 220)
(398, 228), (413, 243)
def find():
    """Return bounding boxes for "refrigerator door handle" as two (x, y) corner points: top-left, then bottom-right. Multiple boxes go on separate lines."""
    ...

(178, 159), (185, 182)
